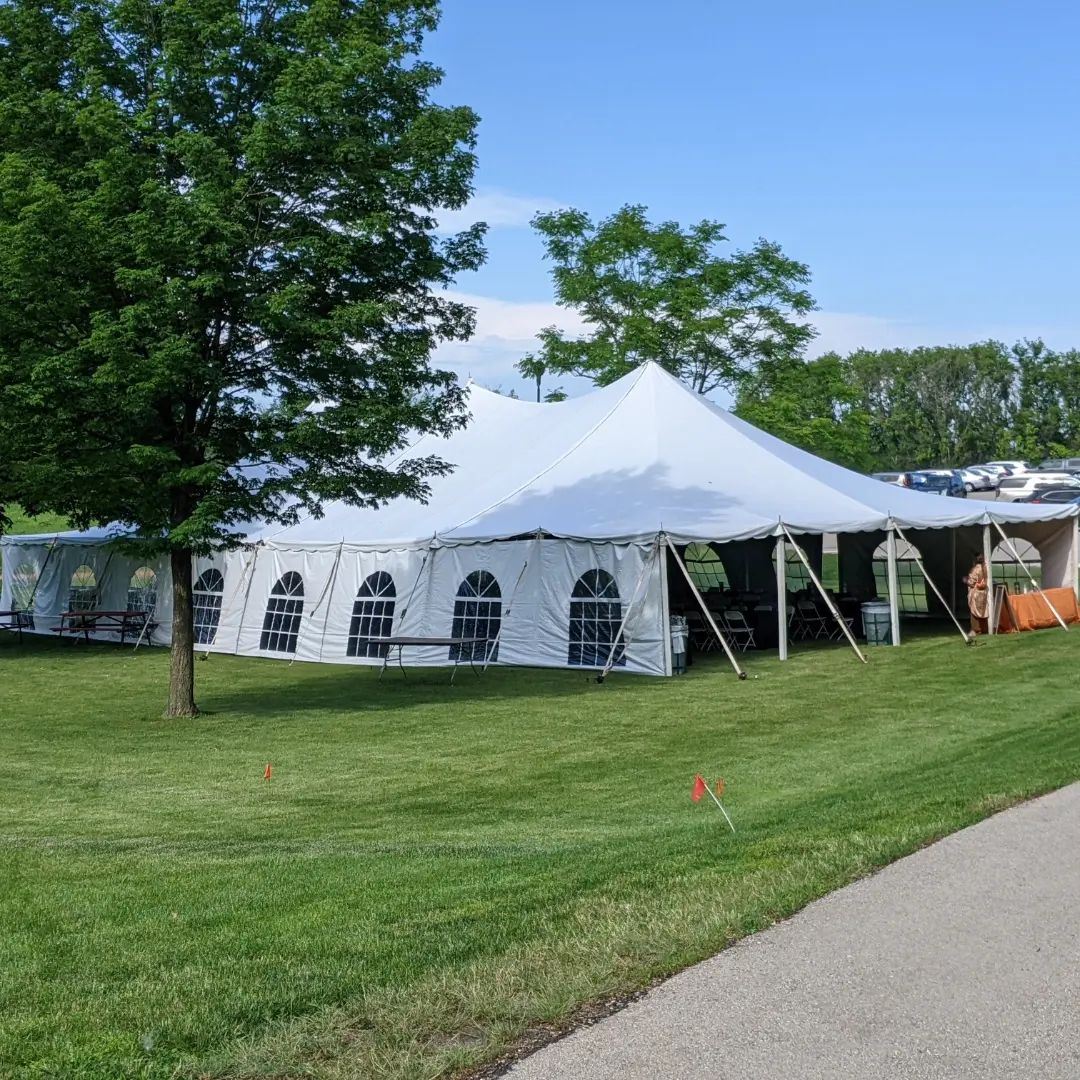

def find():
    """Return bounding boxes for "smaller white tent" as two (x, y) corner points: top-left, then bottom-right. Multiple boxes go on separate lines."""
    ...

(4, 363), (1077, 674)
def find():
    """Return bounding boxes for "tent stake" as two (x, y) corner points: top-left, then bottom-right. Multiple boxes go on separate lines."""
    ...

(781, 525), (867, 664)
(892, 524), (971, 644)
(991, 520), (1069, 631)
(665, 538), (747, 680)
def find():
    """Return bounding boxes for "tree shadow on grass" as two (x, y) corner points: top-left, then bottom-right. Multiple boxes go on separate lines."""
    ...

(198, 658), (657, 717)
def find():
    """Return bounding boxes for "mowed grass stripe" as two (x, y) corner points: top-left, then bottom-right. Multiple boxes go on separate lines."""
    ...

(0, 628), (1077, 1079)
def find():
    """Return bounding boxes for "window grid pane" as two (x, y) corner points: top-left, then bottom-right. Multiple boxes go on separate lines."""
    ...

(568, 570), (626, 667)
(260, 574), (304, 653)
(450, 572), (502, 662)
(348, 573), (396, 658)
(193, 570), (225, 646)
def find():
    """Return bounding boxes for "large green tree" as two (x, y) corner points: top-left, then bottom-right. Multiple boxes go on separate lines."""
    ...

(1010, 339), (1080, 458)
(734, 353), (874, 471)
(517, 205), (816, 395)
(0, 0), (484, 715)
(848, 342), (1015, 469)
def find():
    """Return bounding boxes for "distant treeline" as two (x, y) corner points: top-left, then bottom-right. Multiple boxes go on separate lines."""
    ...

(734, 340), (1079, 472)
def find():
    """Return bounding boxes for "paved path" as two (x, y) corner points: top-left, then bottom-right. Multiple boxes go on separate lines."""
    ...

(509, 783), (1080, 1080)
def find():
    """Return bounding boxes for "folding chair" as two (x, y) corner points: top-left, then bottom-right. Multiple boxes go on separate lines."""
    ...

(795, 598), (830, 640)
(686, 611), (719, 652)
(721, 609), (756, 653)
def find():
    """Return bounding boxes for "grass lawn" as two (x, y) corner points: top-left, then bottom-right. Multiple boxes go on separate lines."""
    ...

(1, 628), (1079, 1080)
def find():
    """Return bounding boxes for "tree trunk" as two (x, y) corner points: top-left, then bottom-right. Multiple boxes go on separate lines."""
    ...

(165, 548), (199, 718)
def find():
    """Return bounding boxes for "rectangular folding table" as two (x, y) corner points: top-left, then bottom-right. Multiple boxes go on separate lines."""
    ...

(369, 636), (490, 683)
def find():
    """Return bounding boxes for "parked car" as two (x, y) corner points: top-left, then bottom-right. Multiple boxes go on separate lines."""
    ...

(908, 469), (967, 497)
(985, 460), (1034, 475)
(957, 466), (995, 492)
(1038, 457), (1080, 473)
(871, 471), (911, 487)
(1020, 488), (1080, 505)
(996, 474), (1080, 501)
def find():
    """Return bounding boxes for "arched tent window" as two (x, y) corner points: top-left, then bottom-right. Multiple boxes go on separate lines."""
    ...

(873, 539), (927, 613)
(260, 571), (304, 653)
(569, 569), (626, 668)
(450, 571), (501, 662)
(684, 543), (728, 590)
(10, 562), (39, 627)
(69, 565), (98, 611)
(126, 567), (158, 613)
(193, 568), (225, 645)
(348, 572), (396, 657)
(784, 550), (813, 591)
(991, 539), (1040, 593)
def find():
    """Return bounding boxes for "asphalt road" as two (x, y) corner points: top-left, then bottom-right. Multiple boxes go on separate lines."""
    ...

(508, 782), (1080, 1080)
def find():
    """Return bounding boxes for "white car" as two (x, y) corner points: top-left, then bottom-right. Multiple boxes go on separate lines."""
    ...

(986, 460), (1035, 476)
(995, 473), (1080, 501)
(957, 467), (994, 492)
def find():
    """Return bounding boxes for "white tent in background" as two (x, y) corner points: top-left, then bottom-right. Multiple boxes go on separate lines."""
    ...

(4, 363), (1078, 674)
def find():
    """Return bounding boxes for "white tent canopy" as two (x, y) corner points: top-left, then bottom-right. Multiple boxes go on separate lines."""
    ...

(253, 362), (1076, 548)
(4, 362), (1077, 675)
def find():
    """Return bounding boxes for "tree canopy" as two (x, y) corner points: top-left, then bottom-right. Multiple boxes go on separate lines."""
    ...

(0, 0), (484, 713)
(517, 205), (816, 395)
(735, 339), (1080, 471)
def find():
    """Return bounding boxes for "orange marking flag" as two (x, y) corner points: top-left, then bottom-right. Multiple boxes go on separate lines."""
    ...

(264, 763), (272, 781)
(691, 774), (707, 802)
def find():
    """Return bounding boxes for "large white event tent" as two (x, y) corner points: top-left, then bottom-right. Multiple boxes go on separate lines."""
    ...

(3, 362), (1077, 675)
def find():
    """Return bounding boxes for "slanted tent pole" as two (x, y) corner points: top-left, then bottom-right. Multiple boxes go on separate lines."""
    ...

(893, 525), (970, 644)
(885, 527), (902, 647)
(599, 537), (661, 680)
(775, 534), (788, 660)
(233, 545), (261, 654)
(665, 538), (747, 680)
(991, 520), (1069, 631)
(781, 525), (867, 664)
(313, 541), (346, 661)
(482, 544), (534, 672)
(982, 525), (996, 635)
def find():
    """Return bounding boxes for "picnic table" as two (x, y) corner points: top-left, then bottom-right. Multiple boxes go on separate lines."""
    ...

(0, 610), (29, 644)
(367, 635), (490, 683)
(52, 610), (155, 645)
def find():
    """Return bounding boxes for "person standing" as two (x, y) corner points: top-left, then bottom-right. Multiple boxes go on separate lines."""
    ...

(966, 554), (990, 635)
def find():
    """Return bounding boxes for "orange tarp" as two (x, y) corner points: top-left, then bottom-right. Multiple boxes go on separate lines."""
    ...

(997, 587), (1080, 633)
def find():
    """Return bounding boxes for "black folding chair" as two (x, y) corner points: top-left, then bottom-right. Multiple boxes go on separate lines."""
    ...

(721, 609), (756, 652)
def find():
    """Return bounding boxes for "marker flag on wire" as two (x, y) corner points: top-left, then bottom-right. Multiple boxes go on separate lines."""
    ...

(692, 774), (736, 833)
(264, 763), (272, 782)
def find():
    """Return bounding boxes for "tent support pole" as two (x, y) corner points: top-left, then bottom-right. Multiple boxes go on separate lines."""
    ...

(775, 534), (788, 660)
(233, 546), (261, 654)
(598, 538), (661, 680)
(314, 541), (345, 662)
(991, 520), (1069, 631)
(950, 529), (958, 617)
(983, 525), (996, 635)
(893, 525), (971, 644)
(781, 525), (867, 664)
(665, 538), (746, 680)
(885, 526), (902, 647)
(659, 534), (673, 675)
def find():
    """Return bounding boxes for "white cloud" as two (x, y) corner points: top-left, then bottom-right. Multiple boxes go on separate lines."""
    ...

(433, 293), (1080, 397)
(436, 189), (566, 234)
(432, 290), (588, 393)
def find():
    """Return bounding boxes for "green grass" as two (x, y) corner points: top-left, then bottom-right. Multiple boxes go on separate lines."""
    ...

(3, 505), (70, 536)
(1, 629), (1079, 1080)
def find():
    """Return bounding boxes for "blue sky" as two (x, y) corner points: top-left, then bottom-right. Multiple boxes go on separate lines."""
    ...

(425, 1), (1080, 393)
